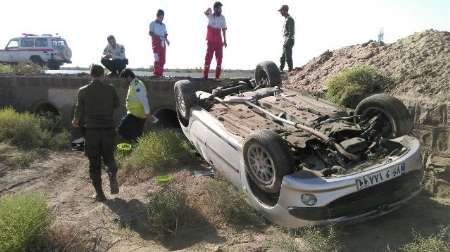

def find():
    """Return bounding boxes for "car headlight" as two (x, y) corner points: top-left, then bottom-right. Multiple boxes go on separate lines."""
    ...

(301, 193), (317, 206)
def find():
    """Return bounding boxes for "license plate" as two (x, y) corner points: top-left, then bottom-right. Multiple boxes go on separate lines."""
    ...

(356, 163), (406, 190)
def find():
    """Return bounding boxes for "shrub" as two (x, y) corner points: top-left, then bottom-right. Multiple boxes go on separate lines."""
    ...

(128, 130), (193, 170)
(0, 108), (46, 149)
(325, 65), (390, 108)
(38, 111), (64, 133)
(266, 225), (341, 252)
(0, 64), (13, 74)
(206, 179), (260, 227)
(0, 108), (69, 151)
(0, 194), (51, 252)
(145, 185), (189, 237)
(400, 227), (450, 252)
(0, 63), (42, 75)
(46, 130), (71, 151)
(14, 63), (43, 75)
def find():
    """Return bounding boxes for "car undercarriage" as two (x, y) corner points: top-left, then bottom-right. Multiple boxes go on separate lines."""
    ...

(174, 61), (422, 226)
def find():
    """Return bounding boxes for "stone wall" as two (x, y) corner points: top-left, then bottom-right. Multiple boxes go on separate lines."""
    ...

(401, 97), (450, 197)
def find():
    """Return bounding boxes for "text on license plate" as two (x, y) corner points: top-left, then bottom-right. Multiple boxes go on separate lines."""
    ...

(356, 163), (406, 190)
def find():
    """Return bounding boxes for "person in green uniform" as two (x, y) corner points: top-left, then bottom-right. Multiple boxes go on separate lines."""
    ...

(72, 64), (120, 202)
(118, 69), (151, 142)
(279, 5), (295, 72)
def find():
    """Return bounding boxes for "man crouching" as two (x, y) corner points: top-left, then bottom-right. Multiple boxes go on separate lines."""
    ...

(72, 65), (120, 202)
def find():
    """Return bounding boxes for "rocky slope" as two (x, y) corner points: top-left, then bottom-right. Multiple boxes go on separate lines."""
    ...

(285, 30), (450, 103)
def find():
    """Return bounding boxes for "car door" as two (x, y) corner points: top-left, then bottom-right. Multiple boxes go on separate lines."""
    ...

(3, 39), (19, 62)
(202, 115), (243, 188)
(19, 38), (35, 62)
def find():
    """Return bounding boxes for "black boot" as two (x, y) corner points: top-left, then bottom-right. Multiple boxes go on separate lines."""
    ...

(93, 183), (107, 202)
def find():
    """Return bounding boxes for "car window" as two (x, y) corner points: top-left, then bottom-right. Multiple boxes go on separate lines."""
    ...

(20, 38), (34, 48)
(6, 39), (19, 49)
(52, 39), (66, 48)
(35, 38), (48, 47)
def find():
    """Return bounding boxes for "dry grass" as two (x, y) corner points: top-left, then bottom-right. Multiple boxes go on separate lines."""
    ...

(30, 224), (104, 252)
(145, 184), (189, 238)
(398, 227), (450, 252)
(266, 225), (341, 252)
(206, 178), (262, 228)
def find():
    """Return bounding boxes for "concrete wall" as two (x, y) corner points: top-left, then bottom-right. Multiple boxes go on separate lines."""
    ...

(0, 74), (231, 127)
(400, 96), (450, 197)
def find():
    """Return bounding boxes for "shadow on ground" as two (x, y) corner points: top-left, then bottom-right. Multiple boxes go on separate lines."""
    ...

(337, 193), (450, 251)
(105, 198), (152, 240)
(105, 197), (224, 251)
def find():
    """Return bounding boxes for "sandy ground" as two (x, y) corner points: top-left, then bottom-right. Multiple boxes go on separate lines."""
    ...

(1, 151), (450, 251)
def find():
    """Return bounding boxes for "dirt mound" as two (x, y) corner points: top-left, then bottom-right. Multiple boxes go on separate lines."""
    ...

(285, 29), (450, 102)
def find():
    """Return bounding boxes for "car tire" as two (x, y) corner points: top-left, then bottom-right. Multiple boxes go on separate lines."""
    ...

(355, 94), (413, 138)
(254, 61), (282, 88)
(174, 80), (197, 127)
(30, 56), (44, 67)
(243, 130), (293, 193)
(47, 62), (61, 70)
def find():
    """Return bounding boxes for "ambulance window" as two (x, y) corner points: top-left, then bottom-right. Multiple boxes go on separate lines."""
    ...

(35, 38), (48, 47)
(20, 38), (34, 48)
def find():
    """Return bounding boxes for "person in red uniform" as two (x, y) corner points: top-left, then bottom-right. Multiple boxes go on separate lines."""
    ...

(203, 1), (227, 80)
(149, 9), (170, 77)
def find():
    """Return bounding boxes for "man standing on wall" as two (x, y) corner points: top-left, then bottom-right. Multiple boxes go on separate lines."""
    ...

(279, 5), (295, 72)
(203, 1), (227, 80)
(149, 9), (170, 77)
(101, 35), (128, 76)
(118, 69), (151, 142)
(72, 65), (120, 202)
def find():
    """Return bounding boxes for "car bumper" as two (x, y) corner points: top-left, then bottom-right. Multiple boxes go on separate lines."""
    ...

(251, 135), (423, 227)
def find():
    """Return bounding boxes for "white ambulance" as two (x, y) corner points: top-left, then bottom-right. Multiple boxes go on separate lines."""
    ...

(0, 34), (72, 70)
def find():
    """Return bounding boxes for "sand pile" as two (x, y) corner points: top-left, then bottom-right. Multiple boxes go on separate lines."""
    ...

(285, 30), (450, 103)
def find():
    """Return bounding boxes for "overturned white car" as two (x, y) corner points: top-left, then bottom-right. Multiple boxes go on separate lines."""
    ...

(175, 61), (423, 227)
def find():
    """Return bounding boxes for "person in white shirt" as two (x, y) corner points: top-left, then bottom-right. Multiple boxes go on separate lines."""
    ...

(101, 35), (128, 76)
(149, 9), (170, 77)
(203, 1), (227, 80)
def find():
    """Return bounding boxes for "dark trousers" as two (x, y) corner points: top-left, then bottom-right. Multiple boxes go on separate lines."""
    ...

(84, 128), (117, 192)
(118, 114), (146, 142)
(101, 57), (127, 75)
(280, 38), (294, 71)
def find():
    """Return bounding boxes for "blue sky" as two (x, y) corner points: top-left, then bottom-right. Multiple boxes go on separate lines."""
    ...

(0, 0), (449, 69)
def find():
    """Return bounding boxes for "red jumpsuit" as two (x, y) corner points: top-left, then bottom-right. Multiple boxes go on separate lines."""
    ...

(152, 36), (166, 76)
(204, 14), (227, 79)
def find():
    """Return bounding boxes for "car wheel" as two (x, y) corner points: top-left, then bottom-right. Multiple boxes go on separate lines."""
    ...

(30, 56), (44, 67)
(254, 61), (282, 88)
(47, 62), (61, 70)
(243, 130), (293, 193)
(355, 94), (413, 138)
(174, 80), (197, 126)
